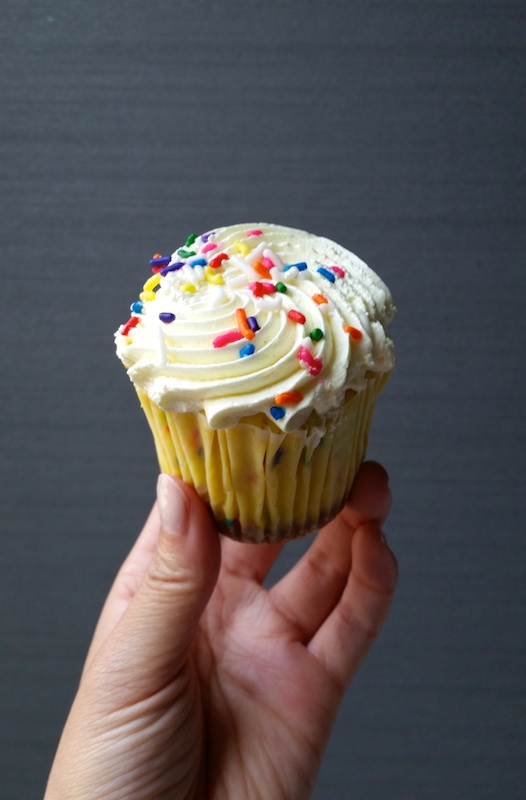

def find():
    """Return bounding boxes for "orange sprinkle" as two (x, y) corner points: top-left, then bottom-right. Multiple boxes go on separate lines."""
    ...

(344, 325), (363, 340)
(275, 390), (303, 405)
(235, 308), (255, 340)
(253, 261), (272, 279)
(312, 293), (329, 305)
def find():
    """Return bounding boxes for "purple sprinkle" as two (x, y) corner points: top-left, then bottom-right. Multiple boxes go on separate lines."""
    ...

(150, 255), (171, 267)
(247, 315), (260, 332)
(159, 312), (176, 323)
(160, 261), (185, 276)
(201, 231), (215, 243)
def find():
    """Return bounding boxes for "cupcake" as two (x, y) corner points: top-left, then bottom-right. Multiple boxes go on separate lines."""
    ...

(115, 223), (395, 543)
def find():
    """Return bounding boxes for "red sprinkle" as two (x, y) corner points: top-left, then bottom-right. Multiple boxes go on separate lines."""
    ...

(331, 266), (345, 278)
(246, 229), (263, 237)
(235, 308), (255, 340)
(213, 330), (244, 348)
(275, 390), (303, 405)
(248, 281), (276, 297)
(344, 325), (363, 340)
(287, 309), (306, 324)
(297, 346), (323, 376)
(209, 253), (229, 269)
(121, 316), (140, 336)
(150, 253), (166, 273)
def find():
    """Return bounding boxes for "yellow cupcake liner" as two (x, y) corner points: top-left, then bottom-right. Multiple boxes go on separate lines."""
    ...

(136, 372), (390, 543)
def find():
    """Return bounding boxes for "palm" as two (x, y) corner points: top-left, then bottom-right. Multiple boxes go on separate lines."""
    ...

(194, 563), (334, 798)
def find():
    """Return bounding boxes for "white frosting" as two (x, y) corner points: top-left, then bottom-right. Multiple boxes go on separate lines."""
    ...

(115, 223), (395, 432)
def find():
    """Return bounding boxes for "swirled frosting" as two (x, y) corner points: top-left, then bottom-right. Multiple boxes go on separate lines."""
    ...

(115, 223), (395, 432)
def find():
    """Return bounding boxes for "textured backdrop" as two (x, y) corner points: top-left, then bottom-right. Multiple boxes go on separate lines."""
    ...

(2, 1), (525, 798)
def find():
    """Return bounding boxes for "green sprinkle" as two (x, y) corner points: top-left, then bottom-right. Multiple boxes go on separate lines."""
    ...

(275, 282), (288, 293)
(185, 233), (198, 247)
(309, 328), (324, 341)
(177, 248), (196, 258)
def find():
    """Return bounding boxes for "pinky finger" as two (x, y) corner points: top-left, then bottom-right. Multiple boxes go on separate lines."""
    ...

(308, 523), (398, 692)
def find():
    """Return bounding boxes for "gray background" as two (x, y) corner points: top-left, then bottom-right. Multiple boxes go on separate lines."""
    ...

(2, 1), (525, 798)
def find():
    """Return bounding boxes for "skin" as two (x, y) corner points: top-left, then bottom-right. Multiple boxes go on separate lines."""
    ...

(45, 461), (398, 800)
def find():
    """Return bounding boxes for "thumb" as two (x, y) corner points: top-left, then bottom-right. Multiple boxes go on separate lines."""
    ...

(94, 475), (221, 697)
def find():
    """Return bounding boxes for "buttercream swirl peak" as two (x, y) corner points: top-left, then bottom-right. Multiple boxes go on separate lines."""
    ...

(115, 223), (395, 432)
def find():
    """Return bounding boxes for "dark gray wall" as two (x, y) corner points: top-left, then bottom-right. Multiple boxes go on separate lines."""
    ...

(2, 1), (525, 798)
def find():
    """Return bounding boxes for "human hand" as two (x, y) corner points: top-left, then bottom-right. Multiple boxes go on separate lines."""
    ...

(45, 462), (397, 800)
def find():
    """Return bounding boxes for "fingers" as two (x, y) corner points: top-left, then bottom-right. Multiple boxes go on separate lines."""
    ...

(268, 461), (391, 641)
(85, 475), (221, 699)
(308, 523), (398, 692)
(339, 460), (391, 530)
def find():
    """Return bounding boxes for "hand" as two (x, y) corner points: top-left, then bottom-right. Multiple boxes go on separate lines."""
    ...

(45, 462), (397, 800)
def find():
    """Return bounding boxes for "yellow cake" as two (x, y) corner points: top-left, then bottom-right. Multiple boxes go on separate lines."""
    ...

(115, 223), (395, 542)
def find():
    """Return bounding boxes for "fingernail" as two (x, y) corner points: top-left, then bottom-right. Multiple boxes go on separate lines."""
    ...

(157, 474), (190, 536)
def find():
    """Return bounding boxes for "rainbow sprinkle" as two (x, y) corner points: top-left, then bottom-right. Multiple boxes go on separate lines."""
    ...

(213, 330), (244, 348)
(287, 309), (306, 324)
(317, 267), (336, 283)
(240, 343), (255, 358)
(121, 316), (140, 336)
(344, 325), (363, 340)
(297, 346), (323, 376)
(275, 390), (303, 405)
(159, 312), (176, 323)
(236, 308), (255, 340)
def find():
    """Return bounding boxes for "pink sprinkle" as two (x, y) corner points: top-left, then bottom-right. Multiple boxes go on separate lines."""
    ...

(261, 256), (274, 269)
(297, 346), (323, 376)
(330, 266), (345, 278)
(213, 330), (244, 348)
(246, 229), (263, 237)
(202, 242), (217, 253)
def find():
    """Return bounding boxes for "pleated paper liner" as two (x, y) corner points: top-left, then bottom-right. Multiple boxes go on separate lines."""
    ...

(136, 371), (389, 543)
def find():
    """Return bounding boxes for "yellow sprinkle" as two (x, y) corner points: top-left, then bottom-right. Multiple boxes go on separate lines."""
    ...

(139, 290), (156, 302)
(143, 273), (161, 292)
(234, 240), (250, 256)
(182, 283), (197, 293)
(204, 266), (224, 285)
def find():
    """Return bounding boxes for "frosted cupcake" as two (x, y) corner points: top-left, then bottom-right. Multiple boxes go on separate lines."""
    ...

(115, 224), (395, 542)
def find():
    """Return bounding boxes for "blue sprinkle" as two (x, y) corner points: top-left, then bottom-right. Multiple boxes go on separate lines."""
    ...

(160, 261), (185, 276)
(247, 315), (260, 332)
(317, 267), (336, 283)
(240, 343), (255, 358)
(159, 312), (176, 323)
(284, 261), (308, 272)
(270, 405), (286, 420)
(149, 255), (171, 267)
(130, 300), (144, 314)
(190, 258), (207, 267)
